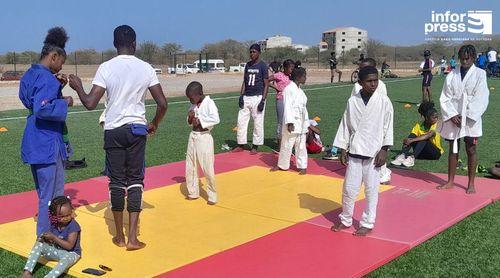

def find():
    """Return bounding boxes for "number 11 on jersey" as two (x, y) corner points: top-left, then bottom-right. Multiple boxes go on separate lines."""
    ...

(248, 74), (256, 86)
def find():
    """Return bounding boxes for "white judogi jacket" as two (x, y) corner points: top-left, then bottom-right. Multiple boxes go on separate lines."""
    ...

(188, 96), (220, 130)
(439, 64), (489, 141)
(334, 89), (394, 158)
(283, 82), (309, 134)
(351, 80), (387, 96)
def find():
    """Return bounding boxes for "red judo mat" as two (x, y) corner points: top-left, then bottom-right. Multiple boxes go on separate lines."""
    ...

(1, 151), (499, 277)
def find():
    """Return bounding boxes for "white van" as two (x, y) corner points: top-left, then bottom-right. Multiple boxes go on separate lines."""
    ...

(193, 59), (225, 72)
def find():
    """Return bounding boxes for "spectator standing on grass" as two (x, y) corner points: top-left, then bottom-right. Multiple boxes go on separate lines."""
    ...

(487, 47), (497, 74)
(329, 52), (342, 83)
(233, 44), (269, 154)
(440, 56), (447, 76)
(68, 25), (167, 250)
(418, 50), (435, 102)
(268, 59), (294, 150)
(19, 27), (73, 237)
(450, 55), (457, 70)
(438, 44), (489, 194)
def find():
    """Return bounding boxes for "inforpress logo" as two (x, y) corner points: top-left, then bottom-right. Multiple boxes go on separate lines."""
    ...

(424, 10), (493, 35)
(467, 11), (492, 34)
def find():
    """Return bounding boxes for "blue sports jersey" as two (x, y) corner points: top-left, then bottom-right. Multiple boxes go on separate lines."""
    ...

(243, 60), (268, 96)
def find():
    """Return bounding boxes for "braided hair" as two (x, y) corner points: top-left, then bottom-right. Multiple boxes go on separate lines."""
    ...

(458, 44), (476, 60)
(48, 196), (73, 227)
(40, 27), (69, 59)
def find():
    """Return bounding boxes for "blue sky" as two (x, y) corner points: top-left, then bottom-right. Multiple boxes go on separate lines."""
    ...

(0, 0), (498, 53)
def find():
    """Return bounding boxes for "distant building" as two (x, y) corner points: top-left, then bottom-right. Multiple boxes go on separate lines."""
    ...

(321, 27), (368, 56)
(258, 35), (292, 50)
(318, 41), (328, 52)
(293, 44), (310, 53)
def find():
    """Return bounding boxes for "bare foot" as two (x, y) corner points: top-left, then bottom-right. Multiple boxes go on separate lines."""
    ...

(186, 196), (199, 201)
(250, 148), (258, 154)
(466, 185), (476, 194)
(207, 201), (217, 205)
(22, 270), (33, 278)
(299, 169), (307, 175)
(353, 226), (372, 236)
(112, 236), (126, 247)
(126, 240), (146, 251)
(331, 222), (349, 232)
(436, 182), (454, 190)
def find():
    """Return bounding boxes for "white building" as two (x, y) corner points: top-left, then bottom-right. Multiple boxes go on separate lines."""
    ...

(258, 35), (292, 50)
(293, 44), (310, 53)
(321, 27), (368, 56)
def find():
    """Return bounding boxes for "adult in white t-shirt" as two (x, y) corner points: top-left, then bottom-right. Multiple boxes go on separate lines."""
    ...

(487, 47), (498, 75)
(69, 25), (167, 251)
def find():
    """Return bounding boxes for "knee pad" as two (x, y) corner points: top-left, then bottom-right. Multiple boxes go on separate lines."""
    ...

(109, 186), (126, 211)
(126, 184), (143, 212)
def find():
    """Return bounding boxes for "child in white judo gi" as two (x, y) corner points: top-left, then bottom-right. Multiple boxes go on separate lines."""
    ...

(351, 58), (391, 184)
(271, 67), (309, 175)
(331, 66), (393, 236)
(438, 44), (489, 194)
(185, 81), (220, 205)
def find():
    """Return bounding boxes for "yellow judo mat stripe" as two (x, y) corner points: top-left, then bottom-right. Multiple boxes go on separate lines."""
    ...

(0, 166), (392, 277)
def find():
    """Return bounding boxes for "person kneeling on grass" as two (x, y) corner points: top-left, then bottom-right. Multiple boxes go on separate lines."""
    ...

(23, 196), (81, 278)
(391, 101), (444, 167)
(331, 66), (393, 236)
(272, 67), (309, 175)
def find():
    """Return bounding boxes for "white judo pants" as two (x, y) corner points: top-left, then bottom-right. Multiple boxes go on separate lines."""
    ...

(278, 130), (308, 170)
(185, 131), (217, 203)
(339, 156), (381, 229)
(237, 95), (265, 146)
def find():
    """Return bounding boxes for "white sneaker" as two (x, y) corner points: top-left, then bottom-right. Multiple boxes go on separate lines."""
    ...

(402, 156), (415, 167)
(380, 165), (392, 184)
(391, 154), (406, 166)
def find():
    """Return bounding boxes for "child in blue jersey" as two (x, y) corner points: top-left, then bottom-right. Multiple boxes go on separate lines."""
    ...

(19, 27), (73, 237)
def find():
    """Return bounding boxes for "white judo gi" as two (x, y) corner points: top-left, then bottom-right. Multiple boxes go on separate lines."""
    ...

(439, 64), (489, 152)
(352, 80), (391, 183)
(334, 89), (393, 229)
(185, 96), (220, 203)
(278, 82), (309, 170)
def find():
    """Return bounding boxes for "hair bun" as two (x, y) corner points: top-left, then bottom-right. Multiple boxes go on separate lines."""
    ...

(44, 27), (68, 49)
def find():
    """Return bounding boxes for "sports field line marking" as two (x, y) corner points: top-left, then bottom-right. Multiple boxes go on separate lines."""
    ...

(0, 77), (420, 122)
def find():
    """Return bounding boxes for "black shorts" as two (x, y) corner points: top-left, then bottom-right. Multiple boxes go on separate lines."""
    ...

(330, 66), (337, 70)
(422, 74), (433, 87)
(445, 137), (479, 145)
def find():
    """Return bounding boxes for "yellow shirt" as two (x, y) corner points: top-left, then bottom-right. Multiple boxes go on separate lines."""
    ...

(410, 122), (444, 154)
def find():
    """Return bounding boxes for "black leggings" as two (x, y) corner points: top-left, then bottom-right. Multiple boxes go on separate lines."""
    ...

(104, 125), (146, 212)
(401, 134), (441, 160)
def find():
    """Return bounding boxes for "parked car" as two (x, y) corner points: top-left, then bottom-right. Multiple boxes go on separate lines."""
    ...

(193, 59), (225, 73)
(0, 71), (24, 81)
(150, 65), (162, 75)
(184, 64), (199, 74)
(229, 63), (246, 72)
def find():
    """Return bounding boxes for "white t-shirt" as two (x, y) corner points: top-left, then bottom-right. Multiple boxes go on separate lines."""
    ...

(419, 59), (435, 69)
(93, 55), (160, 130)
(487, 50), (497, 62)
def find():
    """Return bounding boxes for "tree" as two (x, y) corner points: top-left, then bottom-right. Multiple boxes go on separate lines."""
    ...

(136, 41), (159, 64)
(201, 39), (248, 67)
